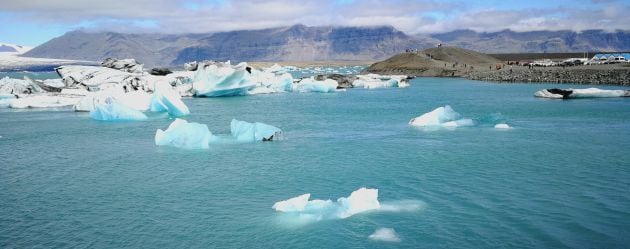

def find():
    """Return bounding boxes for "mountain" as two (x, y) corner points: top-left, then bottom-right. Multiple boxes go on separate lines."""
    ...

(24, 25), (428, 67)
(430, 29), (630, 53)
(22, 26), (630, 67)
(0, 43), (33, 54)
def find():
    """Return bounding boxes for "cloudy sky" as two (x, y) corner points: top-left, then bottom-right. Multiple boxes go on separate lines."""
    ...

(1, 0), (629, 46)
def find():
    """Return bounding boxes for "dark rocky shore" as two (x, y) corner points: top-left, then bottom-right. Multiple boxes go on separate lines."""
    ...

(467, 65), (630, 86)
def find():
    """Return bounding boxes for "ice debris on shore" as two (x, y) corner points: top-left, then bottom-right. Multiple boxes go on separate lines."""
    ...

(409, 105), (473, 128)
(230, 119), (282, 142)
(369, 228), (401, 242)
(155, 118), (214, 149)
(272, 187), (381, 219)
(534, 88), (630, 99)
(90, 97), (148, 121)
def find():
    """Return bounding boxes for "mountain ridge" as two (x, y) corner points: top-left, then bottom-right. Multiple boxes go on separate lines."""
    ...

(22, 25), (630, 67)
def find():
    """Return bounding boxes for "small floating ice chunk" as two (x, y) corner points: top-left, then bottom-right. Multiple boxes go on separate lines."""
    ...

(230, 119), (282, 142)
(273, 187), (380, 219)
(155, 118), (213, 149)
(409, 105), (473, 127)
(90, 98), (148, 121)
(337, 188), (380, 218)
(293, 77), (338, 93)
(272, 194), (311, 212)
(494, 123), (511, 129)
(369, 228), (401, 242)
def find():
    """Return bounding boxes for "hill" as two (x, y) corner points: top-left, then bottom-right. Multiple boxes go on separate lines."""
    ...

(364, 47), (501, 76)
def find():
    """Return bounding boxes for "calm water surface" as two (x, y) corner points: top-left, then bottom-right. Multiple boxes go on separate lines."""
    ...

(1, 77), (629, 248)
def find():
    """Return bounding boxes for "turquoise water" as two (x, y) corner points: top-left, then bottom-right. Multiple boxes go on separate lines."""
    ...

(1, 78), (629, 248)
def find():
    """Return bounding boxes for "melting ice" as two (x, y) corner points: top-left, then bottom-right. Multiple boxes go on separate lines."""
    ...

(409, 105), (473, 128)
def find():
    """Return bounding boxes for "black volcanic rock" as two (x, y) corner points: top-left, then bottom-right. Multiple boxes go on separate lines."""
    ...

(150, 68), (173, 76)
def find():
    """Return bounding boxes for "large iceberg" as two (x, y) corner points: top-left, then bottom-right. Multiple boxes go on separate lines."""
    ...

(248, 70), (294, 94)
(272, 187), (380, 220)
(353, 74), (409, 89)
(534, 88), (630, 99)
(293, 77), (338, 93)
(230, 119), (282, 142)
(409, 105), (473, 128)
(155, 118), (214, 149)
(89, 97), (148, 121)
(192, 62), (256, 97)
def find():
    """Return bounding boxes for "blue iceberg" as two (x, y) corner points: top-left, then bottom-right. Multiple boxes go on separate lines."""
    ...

(90, 98), (148, 121)
(149, 90), (190, 117)
(192, 62), (256, 97)
(155, 118), (214, 149)
(230, 119), (282, 142)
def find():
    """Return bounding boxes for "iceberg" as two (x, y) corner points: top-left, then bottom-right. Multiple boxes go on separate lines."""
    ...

(155, 118), (213, 149)
(409, 105), (473, 127)
(534, 88), (630, 99)
(230, 119), (282, 142)
(7, 95), (79, 109)
(353, 74), (409, 89)
(248, 70), (294, 94)
(73, 89), (151, 112)
(89, 97), (148, 121)
(494, 123), (512, 129)
(149, 90), (190, 117)
(192, 62), (256, 97)
(101, 58), (144, 73)
(293, 77), (338, 93)
(272, 187), (380, 220)
(368, 228), (401, 242)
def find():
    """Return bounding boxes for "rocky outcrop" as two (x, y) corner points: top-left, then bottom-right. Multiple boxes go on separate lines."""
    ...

(467, 67), (630, 85)
(150, 68), (173, 76)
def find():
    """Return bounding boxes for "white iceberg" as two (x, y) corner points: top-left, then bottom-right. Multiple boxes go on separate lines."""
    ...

(149, 90), (190, 117)
(409, 105), (473, 128)
(192, 62), (256, 97)
(293, 77), (338, 93)
(272, 187), (380, 220)
(368, 228), (401, 242)
(248, 70), (294, 94)
(73, 89), (151, 112)
(155, 118), (214, 149)
(230, 119), (282, 142)
(353, 74), (409, 89)
(534, 88), (630, 99)
(494, 123), (512, 129)
(89, 97), (148, 121)
(7, 95), (79, 109)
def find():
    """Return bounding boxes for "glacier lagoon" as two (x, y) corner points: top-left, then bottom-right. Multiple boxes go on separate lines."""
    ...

(1, 77), (629, 248)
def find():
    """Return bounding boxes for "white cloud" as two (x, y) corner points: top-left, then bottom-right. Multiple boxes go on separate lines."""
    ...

(1, 0), (629, 34)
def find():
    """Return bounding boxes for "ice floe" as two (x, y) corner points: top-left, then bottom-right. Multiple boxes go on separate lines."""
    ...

(89, 97), (148, 121)
(292, 77), (338, 93)
(272, 187), (380, 220)
(368, 228), (401, 242)
(230, 119), (282, 142)
(8, 95), (79, 109)
(534, 88), (630, 99)
(149, 90), (190, 117)
(409, 105), (473, 128)
(155, 118), (214, 149)
(353, 74), (409, 89)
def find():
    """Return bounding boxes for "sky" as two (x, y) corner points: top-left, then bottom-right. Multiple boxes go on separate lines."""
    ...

(1, 0), (629, 46)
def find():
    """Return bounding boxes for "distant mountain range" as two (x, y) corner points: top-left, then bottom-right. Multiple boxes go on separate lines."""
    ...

(22, 25), (630, 67)
(0, 43), (33, 54)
